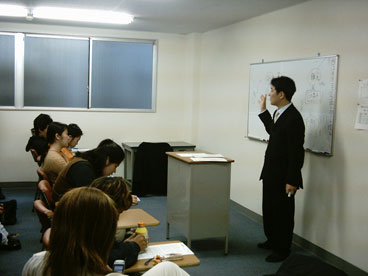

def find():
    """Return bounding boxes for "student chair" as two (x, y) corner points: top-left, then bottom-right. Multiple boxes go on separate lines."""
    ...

(132, 142), (173, 196)
(34, 179), (55, 247)
(38, 179), (54, 211)
(33, 199), (52, 235)
(33, 167), (50, 211)
(37, 167), (50, 182)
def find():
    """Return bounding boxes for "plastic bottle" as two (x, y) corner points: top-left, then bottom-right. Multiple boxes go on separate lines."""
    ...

(135, 221), (149, 239)
(113, 259), (125, 273)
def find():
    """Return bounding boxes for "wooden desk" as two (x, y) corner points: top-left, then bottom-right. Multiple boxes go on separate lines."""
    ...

(124, 240), (200, 273)
(166, 152), (234, 254)
(121, 141), (196, 186)
(117, 208), (160, 229)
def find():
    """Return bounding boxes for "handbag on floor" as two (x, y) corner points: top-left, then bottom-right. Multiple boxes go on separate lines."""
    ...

(0, 199), (17, 225)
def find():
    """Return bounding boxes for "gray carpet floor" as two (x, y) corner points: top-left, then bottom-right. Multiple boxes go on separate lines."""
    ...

(0, 185), (307, 276)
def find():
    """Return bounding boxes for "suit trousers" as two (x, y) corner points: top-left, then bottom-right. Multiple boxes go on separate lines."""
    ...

(262, 179), (295, 254)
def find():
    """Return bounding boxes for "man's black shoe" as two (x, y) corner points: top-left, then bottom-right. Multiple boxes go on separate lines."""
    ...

(257, 241), (272, 250)
(265, 252), (289, 263)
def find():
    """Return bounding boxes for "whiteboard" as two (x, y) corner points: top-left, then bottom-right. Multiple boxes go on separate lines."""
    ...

(247, 55), (338, 155)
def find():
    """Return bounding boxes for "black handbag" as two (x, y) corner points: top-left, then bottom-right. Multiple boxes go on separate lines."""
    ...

(0, 199), (17, 225)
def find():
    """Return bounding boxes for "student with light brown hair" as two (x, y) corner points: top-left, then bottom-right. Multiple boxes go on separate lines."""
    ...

(22, 187), (190, 276)
(23, 187), (117, 276)
(90, 176), (146, 268)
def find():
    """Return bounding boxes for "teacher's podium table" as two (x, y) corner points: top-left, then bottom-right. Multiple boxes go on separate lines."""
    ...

(166, 152), (234, 254)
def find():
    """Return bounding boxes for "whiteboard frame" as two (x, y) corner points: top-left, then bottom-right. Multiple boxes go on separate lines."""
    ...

(246, 55), (339, 156)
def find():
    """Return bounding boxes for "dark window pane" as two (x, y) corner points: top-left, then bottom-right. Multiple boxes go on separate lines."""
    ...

(24, 36), (89, 108)
(0, 34), (15, 106)
(91, 40), (153, 109)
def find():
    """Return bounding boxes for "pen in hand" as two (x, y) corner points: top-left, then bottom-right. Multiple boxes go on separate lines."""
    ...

(144, 257), (154, 265)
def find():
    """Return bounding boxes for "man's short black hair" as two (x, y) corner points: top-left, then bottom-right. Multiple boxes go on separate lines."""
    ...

(271, 76), (296, 101)
(67, 123), (83, 138)
(34, 114), (53, 136)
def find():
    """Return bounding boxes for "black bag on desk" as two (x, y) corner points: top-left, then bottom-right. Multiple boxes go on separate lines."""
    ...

(0, 199), (17, 225)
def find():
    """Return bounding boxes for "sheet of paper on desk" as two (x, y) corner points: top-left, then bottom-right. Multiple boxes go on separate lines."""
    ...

(177, 153), (224, 158)
(71, 148), (89, 152)
(137, 243), (194, 260)
(191, 157), (228, 162)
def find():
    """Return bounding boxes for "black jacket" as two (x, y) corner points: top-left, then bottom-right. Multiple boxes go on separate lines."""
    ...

(25, 136), (48, 157)
(259, 104), (305, 188)
(108, 240), (140, 268)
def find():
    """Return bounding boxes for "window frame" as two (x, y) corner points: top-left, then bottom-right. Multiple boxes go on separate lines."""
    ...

(0, 31), (158, 113)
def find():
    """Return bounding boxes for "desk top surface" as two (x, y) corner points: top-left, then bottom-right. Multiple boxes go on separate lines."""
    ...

(166, 151), (234, 164)
(122, 141), (196, 149)
(117, 208), (160, 229)
(124, 240), (200, 273)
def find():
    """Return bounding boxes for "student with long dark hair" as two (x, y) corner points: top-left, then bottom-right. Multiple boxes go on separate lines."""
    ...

(22, 187), (190, 276)
(61, 123), (83, 162)
(52, 140), (124, 202)
(25, 114), (53, 158)
(41, 122), (71, 184)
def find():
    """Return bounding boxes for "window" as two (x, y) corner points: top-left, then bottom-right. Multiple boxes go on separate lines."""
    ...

(0, 32), (157, 111)
(0, 33), (15, 106)
(24, 35), (89, 108)
(91, 39), (154, 109)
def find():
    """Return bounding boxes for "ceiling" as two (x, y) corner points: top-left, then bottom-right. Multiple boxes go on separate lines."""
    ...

(0, 0), (309, 34)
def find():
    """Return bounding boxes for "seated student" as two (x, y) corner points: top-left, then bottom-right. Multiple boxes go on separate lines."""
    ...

(25, 114), (53, 158)
(41, 122), (71, 185)
(61, 123), (83, 162)
(22, 187), (190, 276)
(52, 139), (124, 202)
(97, 139), (139, 206)
(90, 176), (148, 268)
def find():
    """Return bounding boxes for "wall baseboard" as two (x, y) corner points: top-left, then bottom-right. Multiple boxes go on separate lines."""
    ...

(1, 182), (35, 188)
(230, 200), (368, 276)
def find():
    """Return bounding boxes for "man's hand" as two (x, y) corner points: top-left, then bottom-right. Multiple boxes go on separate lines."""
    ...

(285, 184), (297, 196)
(0, 205), (4, 215)
(259, 94), (267, 111)
(124, 233), (148, 251)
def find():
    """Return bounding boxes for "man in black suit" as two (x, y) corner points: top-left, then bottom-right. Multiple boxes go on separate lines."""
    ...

(258, 76), (305, 263)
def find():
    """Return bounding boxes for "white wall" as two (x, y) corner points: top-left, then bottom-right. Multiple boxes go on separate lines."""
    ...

(195, 0), (368, 272)
(0, 22), (194, 182)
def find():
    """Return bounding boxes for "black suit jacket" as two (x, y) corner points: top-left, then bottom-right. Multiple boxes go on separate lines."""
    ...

(259, 104), (305, 188)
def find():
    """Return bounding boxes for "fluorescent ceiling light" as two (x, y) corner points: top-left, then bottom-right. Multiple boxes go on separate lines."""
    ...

(32, 7), (134, 25)
(0, 4), (28, 17)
